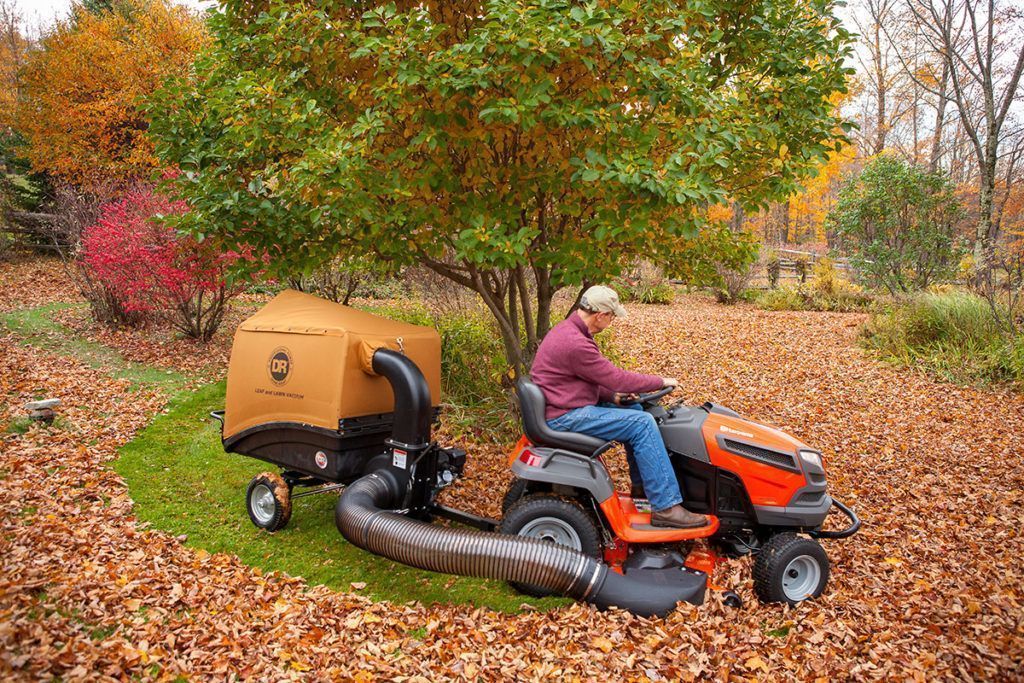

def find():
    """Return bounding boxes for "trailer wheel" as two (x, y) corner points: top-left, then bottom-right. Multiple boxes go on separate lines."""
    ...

(246, 472), (292, 532)
(499, 494), (602, 598)
(753, 533), (829, 605)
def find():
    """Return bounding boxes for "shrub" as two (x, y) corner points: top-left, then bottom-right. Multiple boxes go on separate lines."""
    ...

(713, 263), (754, 305)
(827, 155), (965, 293)
(616, 262), (675, 304)
(620, 281), (675, 304)
(756, 258), (873, 312)
(80, 187), (240, 340)
(861, 290), (1023, 387)
(758, 285), (807, 311)
(288, 257), (403, 305)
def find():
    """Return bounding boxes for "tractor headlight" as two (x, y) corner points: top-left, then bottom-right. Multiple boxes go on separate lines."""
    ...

(799, 449), (823, 470)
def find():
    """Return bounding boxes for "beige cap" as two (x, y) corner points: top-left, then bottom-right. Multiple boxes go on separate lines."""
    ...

(580, 285), (628, 318)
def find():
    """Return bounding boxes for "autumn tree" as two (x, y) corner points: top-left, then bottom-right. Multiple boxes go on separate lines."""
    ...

(150, 0), (851, 373)
(14, 0), (206, 190)
(0, 0), (28, 134)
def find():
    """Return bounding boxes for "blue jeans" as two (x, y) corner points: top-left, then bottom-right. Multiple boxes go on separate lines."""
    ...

(547, 403), (683, 511)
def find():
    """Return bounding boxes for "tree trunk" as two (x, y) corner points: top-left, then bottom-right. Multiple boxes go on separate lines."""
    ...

(873, 20), (887, 156)
(974, 163), (995, 286)
(781, 201), (791, 244)
(928, 60), (949, 174)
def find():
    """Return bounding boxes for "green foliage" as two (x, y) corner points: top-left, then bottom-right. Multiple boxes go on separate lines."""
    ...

(827, 155), (965, 294)
(361, 303), (513, 440)
(148, 0), (852, 367)
(117, 381), (566, 611)
(861, 291), (1023, 387)
(756, 258), (873, 312)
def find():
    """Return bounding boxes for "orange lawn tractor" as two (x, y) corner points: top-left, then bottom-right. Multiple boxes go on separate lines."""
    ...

(500, 381), (860, 607)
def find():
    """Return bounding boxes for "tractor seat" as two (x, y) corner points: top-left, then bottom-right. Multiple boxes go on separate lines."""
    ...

(515, 379), (612, 457)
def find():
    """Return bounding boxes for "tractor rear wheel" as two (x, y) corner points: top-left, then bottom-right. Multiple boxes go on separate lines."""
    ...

(246, 472), (292, 532)
(499, 494), (602, 598)
(752, 533), (829, 605)
(501, 478), (529, 513)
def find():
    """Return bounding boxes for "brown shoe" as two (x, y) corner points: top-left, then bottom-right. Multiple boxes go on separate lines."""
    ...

(651, 505), (708, 529)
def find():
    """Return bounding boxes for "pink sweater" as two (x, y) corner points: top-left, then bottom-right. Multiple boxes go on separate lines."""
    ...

(531, 314), (664, 419)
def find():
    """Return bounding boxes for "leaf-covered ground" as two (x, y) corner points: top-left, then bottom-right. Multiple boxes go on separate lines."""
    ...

(1, 260), (1022, 680)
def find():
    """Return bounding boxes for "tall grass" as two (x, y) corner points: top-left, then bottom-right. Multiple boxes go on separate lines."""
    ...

(861, 290), (1024, 387)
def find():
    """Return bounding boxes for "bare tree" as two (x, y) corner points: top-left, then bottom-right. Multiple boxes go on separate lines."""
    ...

(853, 0), (907, 155)
(905, 0), (1024, 283)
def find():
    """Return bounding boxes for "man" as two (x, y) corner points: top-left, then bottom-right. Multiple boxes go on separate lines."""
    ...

(530, 285), (708, 529)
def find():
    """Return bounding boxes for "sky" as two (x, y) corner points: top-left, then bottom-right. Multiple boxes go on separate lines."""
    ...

(12, 0), (215, 27)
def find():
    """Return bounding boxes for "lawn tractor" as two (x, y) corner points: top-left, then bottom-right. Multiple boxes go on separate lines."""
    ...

(216, 290), (859, 617)
(500, 381), (860, 606)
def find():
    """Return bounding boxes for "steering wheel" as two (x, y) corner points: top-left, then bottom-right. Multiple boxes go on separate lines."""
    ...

(632, 386), (675, 404)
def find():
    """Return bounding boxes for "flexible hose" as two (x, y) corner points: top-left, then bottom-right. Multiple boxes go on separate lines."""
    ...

(335, 471), (706, 617)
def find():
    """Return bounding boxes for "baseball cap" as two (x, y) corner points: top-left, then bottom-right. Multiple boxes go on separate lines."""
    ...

(580, 285), (628, 318)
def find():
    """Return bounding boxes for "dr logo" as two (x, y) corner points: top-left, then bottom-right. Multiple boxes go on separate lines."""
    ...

(268, 348), (292, 385)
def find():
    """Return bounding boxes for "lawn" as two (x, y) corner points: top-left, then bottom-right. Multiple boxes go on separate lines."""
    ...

(116, 379), (567, 612)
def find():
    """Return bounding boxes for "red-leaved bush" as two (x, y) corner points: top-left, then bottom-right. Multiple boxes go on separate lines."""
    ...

(80, 187), (239, 340)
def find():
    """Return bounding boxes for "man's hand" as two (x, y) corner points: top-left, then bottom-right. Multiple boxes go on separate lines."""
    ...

(661, 377), (679, 388)
(613, 392), (640, 405)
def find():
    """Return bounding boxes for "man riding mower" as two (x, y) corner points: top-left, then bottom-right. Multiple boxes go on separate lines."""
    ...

(499, 285), (860, 604)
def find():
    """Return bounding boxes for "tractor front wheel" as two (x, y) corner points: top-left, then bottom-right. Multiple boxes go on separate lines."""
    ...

(753, 533), (829, 605)
(246, 472), (292, 532)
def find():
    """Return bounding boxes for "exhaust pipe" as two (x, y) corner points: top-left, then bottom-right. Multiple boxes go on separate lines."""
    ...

(339, 348), (706, 617)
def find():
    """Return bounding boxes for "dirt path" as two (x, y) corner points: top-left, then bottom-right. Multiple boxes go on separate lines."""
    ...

(1, 283), (1022, 680)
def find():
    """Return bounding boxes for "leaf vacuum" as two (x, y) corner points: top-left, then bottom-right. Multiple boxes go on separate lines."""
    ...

(216, 290), (859, 616)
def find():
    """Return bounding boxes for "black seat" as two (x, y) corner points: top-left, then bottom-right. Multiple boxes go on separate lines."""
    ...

(515, 379), (611, 456)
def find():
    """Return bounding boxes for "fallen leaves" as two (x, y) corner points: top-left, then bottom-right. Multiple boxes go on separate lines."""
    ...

(1, 275), (1023, 680)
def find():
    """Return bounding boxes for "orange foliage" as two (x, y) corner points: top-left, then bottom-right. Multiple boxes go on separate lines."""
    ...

(0, 13), (29, 132)
(14, 0), (206, 188)
(788, 143), (858, 241)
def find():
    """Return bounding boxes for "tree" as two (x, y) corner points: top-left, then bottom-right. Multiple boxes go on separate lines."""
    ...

(150, 0), (852, 374)
(827, 154), (965, 293)
(904, 0), (1024, 284)
(852, 0), (905, 155)
(0, 0), (29, 134)
(14, 0), (206, 190)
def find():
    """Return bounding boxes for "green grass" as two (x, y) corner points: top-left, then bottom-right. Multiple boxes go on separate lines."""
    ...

(1, 303), (187, 390)
(117, 380), (568, 612)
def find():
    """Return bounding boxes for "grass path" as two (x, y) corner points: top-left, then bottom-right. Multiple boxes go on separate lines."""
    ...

(1, 302), (560, 612)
